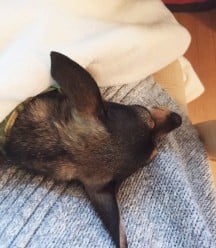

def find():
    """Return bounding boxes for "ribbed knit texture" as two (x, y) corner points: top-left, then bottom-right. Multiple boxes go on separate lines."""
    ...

(0, 77), (215, 248)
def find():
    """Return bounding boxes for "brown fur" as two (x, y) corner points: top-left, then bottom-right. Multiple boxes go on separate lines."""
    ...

(2, 52), (182, 248)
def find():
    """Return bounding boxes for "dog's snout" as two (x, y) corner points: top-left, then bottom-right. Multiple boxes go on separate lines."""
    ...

(169, 112), (182, 128)
(149, 107), (182, 135)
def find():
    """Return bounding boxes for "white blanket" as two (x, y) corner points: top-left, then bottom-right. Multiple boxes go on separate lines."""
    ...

(0, 0), (202, 122)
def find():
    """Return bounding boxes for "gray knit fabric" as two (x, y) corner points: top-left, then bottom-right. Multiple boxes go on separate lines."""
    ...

(0, 77), (216, 248)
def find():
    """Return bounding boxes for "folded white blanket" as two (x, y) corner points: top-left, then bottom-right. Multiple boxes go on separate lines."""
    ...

(0, 0), (194, 122)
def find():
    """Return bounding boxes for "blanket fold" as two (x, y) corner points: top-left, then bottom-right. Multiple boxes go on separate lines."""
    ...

(0, 0), (193, 122)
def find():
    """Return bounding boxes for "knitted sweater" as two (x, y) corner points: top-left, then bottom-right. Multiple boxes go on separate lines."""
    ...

(0, 77), (215, 248)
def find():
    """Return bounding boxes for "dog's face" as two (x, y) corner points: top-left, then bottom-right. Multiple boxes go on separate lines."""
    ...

(4, 52), (182, 248)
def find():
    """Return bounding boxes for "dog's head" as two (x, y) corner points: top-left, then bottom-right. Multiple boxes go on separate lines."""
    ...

(5, 52), (182, 248)
(50, 52), (181, 247)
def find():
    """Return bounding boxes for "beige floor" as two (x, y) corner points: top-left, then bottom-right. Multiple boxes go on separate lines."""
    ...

(174, 10), (216, 184)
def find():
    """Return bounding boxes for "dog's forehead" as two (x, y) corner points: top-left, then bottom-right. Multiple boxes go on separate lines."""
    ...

(131, 105), (155, 127)
(131, 104), (150, 118)
(104, 102), (155, 133)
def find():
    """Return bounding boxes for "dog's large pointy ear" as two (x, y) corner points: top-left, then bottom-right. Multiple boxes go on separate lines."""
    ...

(84, 181), (128, 248)
(50, 51), (104, 115)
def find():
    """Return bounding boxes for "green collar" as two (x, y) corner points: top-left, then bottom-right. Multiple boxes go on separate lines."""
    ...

(0, 100), (27, 157)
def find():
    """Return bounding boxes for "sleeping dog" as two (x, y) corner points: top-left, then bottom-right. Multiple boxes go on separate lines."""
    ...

(1, 52), (182, 248)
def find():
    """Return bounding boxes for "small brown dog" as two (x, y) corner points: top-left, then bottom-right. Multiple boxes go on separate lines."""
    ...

(2, 52), (182, 248)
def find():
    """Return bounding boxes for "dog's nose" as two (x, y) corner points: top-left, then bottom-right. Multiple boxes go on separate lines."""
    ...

(169, 112), (182, 128)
